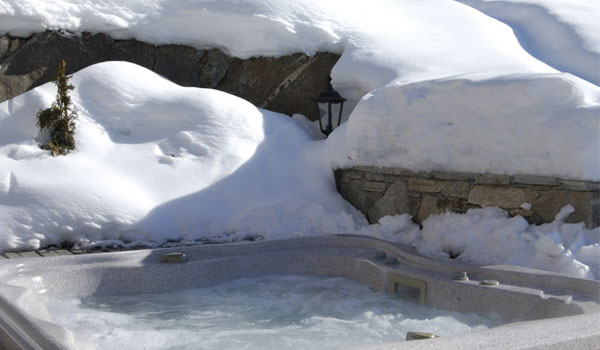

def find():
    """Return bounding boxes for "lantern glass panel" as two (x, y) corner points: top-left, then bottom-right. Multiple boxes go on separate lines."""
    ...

(317, 101), (343, 135)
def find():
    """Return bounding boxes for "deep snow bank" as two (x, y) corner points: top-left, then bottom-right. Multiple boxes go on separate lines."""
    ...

(457, 0), (600, 85)
(0, 0), (600, 180)
(328, 73), (600, 180)
(0, 61), (364, 251)
(2, 0), (597, 181)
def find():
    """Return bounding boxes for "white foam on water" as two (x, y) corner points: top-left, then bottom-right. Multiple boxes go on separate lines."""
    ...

(45, 275), (508, 350)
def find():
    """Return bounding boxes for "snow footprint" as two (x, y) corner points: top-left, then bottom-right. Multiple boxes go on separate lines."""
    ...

(157, 131), (209, 163)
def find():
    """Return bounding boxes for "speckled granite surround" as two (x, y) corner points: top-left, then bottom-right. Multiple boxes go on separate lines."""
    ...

(0, 235), (598, 350)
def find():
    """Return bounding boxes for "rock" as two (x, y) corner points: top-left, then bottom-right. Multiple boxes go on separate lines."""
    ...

(468, 185), (529, 208)
(337, 180), (376, 214)
(451, 198), (479, 213)
(408, 178), (443, 193)
(334, 169), (363, 184)
(511, 175), (558, 186)
(407, 196), (422, 217)
(154, 45), (203, 87)
(417, 195), (448, 222)
(266, 52), (340, 121)
(430, 171), (475, 181)
(345, 169), (364, 180)
(0, 36), (9, 59)
(0, 67), (46, 102)
(415, 196), (477, 222)
(216, 53), (308, 106)
(111, 39), (156, 70)
(0, 31), (341, 122)
(363, 181), (388, 193)
(0, 31), (114, 98)
(354, 165), (383, 174)
(8, 38), (20, 53)
(474, 174), (511, 185)
(365, 172), (386, 181)
(442, 181), (471, 199)
(334, 167), (599, 228)
(531, 190), (596, 227)
(509, 208), (534, 217)
(510, 208), (545, 225)
(199, 49), (232, 88)
(559, 180), (599, 191)
(368, 180), (409, 223)
(215, 52), (339, 120)
(367, 166), (396, 175)
(0, 32), (158, 100)
(392, 168), (418, 176)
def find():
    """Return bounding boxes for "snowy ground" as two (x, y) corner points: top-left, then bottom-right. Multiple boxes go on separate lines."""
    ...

(0, 0), (599, 279)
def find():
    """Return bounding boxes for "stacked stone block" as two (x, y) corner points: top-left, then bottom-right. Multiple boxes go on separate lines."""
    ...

(335, 166), (599, 228)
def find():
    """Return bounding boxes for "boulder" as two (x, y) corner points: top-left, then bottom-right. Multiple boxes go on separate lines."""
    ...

(368, 180), (409, 223)
(265, 52), (340, 121)
(111, 39), (156, 70)
(0, 31), (114, 99)
(0, 31), (340, 121)
(0, 36), (9, 59)
(154, 45), (203, 87)
(199, 49), (232, 88)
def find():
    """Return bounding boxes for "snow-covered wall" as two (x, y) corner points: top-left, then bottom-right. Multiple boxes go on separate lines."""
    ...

(327, 74), (600, 181)
(335, 166), (599, 228)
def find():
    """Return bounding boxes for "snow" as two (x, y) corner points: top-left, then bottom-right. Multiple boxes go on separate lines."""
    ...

(418, 206), (599, 280)
(456, 0), (600, 85)
(0, 0), (599, 280)
(520, 203), (531, 210)
(0, 62), (365, 251)
(359, 207), (600, 280)
(1, 0), (598, 179)
(327, 73), (600, 180)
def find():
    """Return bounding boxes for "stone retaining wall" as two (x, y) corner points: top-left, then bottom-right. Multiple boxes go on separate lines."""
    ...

(335, 166), (599, 228)
(0, 31), (339, 121)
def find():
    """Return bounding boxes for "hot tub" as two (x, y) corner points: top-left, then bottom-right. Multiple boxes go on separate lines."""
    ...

(0, 235), (598, 349)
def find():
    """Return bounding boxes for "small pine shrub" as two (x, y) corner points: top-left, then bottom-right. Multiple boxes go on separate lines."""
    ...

(36, 60), (77, 156)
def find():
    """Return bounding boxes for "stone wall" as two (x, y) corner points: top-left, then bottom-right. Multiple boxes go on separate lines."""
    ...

(0, 31), (340, 121)
(335, 166), (600, 228)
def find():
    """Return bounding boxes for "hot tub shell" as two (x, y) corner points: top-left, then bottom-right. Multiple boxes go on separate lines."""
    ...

(0, 235), (598, 350)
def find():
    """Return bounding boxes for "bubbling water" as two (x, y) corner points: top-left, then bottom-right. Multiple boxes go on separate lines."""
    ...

(46, 275), (507, 350)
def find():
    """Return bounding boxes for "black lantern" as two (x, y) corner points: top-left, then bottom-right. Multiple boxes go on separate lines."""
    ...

(315, 76), (346, 137)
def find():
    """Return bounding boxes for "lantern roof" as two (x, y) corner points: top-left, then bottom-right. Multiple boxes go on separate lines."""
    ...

(316, 76), (347, 103)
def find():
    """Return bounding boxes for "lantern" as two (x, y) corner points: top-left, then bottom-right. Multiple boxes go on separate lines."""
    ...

(315, 76), (346, 137)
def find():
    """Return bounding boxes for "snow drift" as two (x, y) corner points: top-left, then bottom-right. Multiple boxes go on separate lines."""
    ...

(457, 0), (600, 85)
(1, 0), (598, 180)
(0, 61), (364, 252)
(329, 73), (600, 180)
